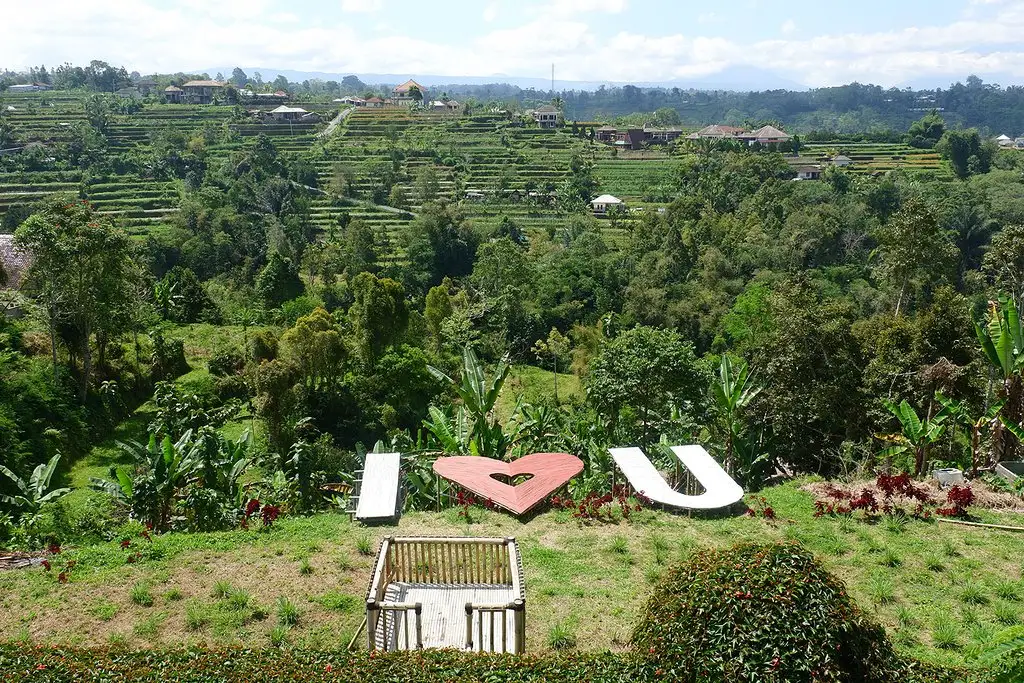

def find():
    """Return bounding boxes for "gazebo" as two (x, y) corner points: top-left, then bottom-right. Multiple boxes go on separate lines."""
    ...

(365, 536), (526, 653)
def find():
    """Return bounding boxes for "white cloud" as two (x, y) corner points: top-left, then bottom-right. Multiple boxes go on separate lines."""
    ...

(483, 2), (500, 22)
(780, 19), (796, 36)
(341, 0), (382, 12)
(548, 0), (627, 16)
(1, 0), (1024, 88)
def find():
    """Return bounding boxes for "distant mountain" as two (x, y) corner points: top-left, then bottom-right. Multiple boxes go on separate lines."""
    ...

(198, 66), (1020, 93)
(200, 66), (808, 93)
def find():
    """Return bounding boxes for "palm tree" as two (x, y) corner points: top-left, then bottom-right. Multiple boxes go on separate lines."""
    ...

(878, 399), (947, 476)
(976, 295), (1024, 462)
(0, 454), (71, 520)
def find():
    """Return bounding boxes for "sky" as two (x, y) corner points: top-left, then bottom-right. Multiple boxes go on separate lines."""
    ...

(3, 0), (1024, 88)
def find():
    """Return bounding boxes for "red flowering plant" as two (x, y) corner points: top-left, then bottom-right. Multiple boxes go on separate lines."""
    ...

(814, 472), (974, 522)
(550, 485), (643, 522)
(451, 489), (495, 523)
(240, 499), (281, 530)
(745, 495), (776, 520)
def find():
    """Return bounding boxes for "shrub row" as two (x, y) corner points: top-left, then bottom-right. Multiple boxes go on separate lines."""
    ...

(0, 645), (968, 683)
(0, 647), (637, 683)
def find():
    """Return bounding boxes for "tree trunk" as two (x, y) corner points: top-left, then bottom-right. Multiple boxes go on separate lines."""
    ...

(894, 279), (907, 317)
(80, 322), (92, 403)
(49, 322), (58, 384)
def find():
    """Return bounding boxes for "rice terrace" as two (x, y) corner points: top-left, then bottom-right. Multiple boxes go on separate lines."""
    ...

(4, 5), (1024, 681)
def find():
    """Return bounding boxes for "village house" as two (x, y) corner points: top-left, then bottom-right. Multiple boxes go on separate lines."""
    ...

(685, 123), (792, 145)
(686, 124), (747, 140)
(8, 83), (51, 93)
(831, 155), (853, 167)
(269, 105), (308, 122)
(252, 91), (290, 104)
(163, 86), (183, 103)
(533, 105), (560, 129)
(392, 79), (426, 105)
(591, 194), (624, 216)
(365, 97), (384, 108)
(794, 166), (822, 180)
(595, 125), (618, 142)
(134, 78), (158, 96)
(336, 96), (366, 106)
(181, 80), (226, 104)
(745, 125), (792, 144)
(643, 125), (684, 142)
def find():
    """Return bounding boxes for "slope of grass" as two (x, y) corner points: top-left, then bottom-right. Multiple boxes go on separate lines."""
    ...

(2, 478), (1022, 671)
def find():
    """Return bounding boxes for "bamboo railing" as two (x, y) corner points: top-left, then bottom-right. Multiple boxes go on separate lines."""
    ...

(365, 536), (526, 653)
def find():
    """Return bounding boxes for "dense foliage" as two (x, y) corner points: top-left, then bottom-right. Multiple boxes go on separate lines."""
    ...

(2, 80), (1024, 553)
(0, 632), (970, 682)
(632, 542), (908, 682)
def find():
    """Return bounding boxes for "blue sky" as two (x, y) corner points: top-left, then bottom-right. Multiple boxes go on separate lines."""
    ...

(2, 0), (1023, 87)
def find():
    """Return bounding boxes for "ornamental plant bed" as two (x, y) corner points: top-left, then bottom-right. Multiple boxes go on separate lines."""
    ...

(803, 476), (1022, 514)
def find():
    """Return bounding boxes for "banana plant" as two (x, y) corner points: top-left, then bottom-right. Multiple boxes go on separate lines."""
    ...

(936, 392), (1004, 476)
(976, 295), (1024, 461)
(710, 355), (763, 476)
(428, 346), (515, 458)
(90, 431), (197, 532)
(878, 399), (947, 477)
(0, 453), (71, 520)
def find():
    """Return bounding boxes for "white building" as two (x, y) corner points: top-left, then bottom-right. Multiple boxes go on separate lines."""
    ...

(591, 194), (623, 215)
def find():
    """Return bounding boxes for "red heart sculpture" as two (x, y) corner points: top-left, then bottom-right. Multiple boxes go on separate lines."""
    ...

(433, 453), (584, 515)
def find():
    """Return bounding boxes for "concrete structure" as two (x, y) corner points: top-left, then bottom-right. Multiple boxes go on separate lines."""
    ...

(795, 166), (822, 180)
(163, 86), (183, 103)
(591, 194), (624, 215)
(181, 80), (225, 104)
(532, 105), (559, 129)
(832, 155), (853, 167)
(608, 445), (744, 511)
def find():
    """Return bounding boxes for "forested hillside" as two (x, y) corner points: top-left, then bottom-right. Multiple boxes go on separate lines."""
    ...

(2, 83), (1024, 674)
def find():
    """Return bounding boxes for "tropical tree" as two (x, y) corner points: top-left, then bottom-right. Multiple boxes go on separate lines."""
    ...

(15, 196), (139, 400)
(90, 432), (197, 532)
(587, 325), (708, 446)
(532, 328), (571, 403)
(428, 346), (515, 458)
(877, 399), (947, 477)
(710, 355), (764, 480)
(936, 392), (1003, 476)
(0, 453), (71, 519)
(976, 295), (1024, 462)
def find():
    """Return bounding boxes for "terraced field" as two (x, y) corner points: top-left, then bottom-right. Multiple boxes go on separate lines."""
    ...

(12, 94), (933, 264)
(0, 91), (333, 235)
(801, 142), (946, 176)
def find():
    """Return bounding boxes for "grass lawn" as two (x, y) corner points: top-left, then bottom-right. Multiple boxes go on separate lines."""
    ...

(2, 479), (1022, 670)
(495, 365), (583, 421)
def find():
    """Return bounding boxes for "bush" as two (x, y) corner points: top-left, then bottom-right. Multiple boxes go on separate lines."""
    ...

(0, 644), (965, 682)
(150, 332), (189, 381)
(631, 542), (907, 682)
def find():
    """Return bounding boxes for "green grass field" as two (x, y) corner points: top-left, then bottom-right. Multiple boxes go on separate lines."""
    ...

(3, 469), (1023, 671)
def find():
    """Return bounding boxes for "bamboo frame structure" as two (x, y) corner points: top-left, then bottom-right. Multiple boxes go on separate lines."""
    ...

(365, 536), (526, 653)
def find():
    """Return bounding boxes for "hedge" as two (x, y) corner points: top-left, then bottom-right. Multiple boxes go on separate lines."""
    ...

(0, 645), (973, 683)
